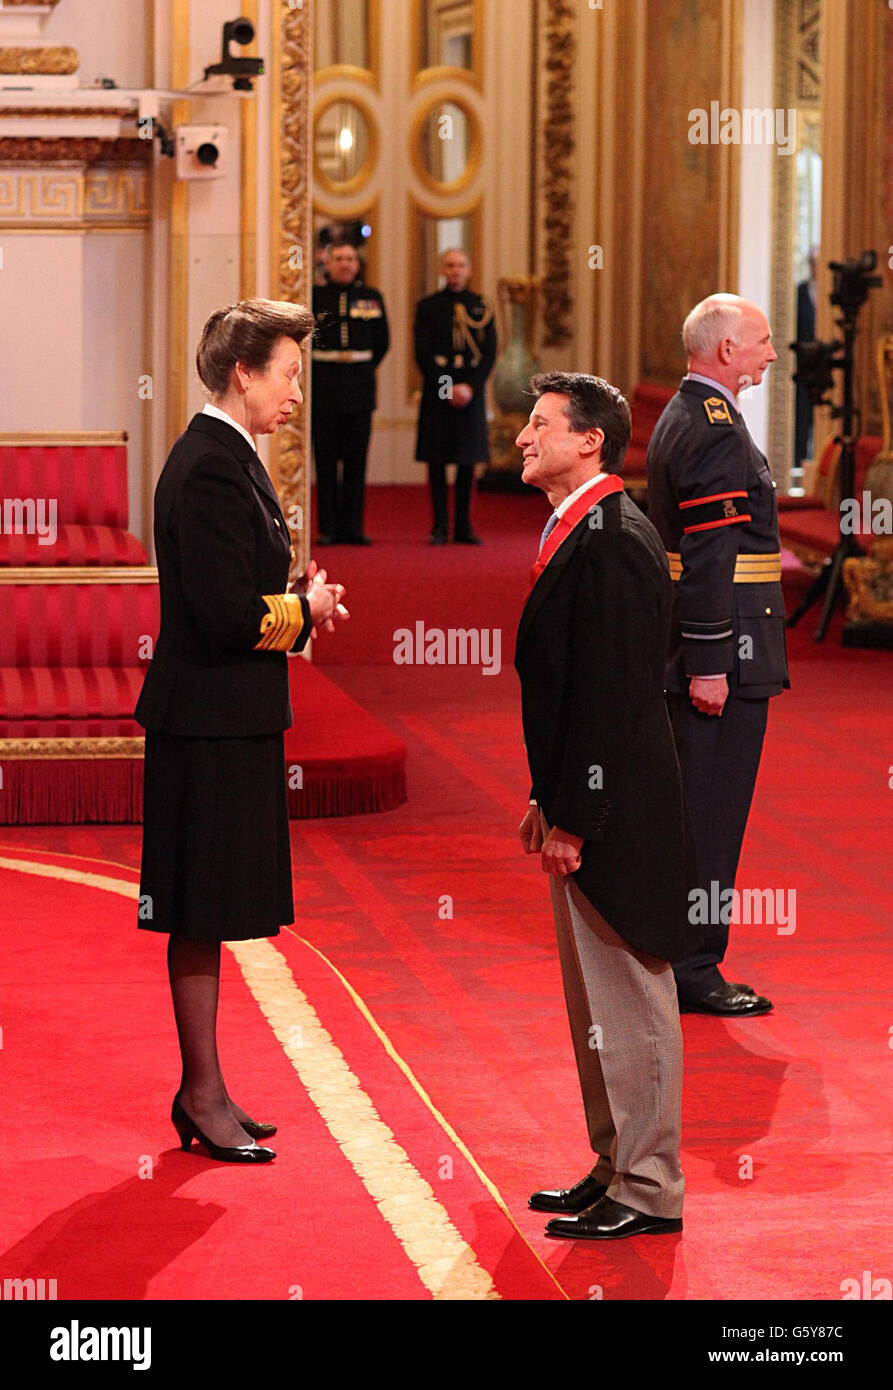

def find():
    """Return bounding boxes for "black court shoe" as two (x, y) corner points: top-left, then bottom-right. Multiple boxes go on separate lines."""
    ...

(239, 1118), (277, 1140)
(172, 1095), (276, 1163)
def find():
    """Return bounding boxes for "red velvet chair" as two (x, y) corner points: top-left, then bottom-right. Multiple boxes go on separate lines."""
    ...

(0, 571), (157, 822)
(0, 432), (147, 567)
(623, 383), (674, 497)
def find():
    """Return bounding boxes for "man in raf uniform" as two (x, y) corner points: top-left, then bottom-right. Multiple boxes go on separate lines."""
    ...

(414, 248), (497, 545)
(312, 240), (389, 545)
(646, 294), (790, 1017)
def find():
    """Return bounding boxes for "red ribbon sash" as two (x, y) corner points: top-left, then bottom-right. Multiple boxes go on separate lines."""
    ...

(529, 474), (624, 591)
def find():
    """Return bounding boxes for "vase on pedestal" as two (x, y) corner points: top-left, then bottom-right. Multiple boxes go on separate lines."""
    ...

(481, 276), (541, 491)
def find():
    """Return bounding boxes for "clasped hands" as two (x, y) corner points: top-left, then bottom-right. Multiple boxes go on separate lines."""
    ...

(449, 383), (474, 410)
(519, 805), (583, 876)
(296, 559), (350, 638)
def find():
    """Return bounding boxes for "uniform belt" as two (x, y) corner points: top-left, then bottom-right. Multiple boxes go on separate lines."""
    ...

(666, 551), (782, 583)
(311, 349), (373, 363)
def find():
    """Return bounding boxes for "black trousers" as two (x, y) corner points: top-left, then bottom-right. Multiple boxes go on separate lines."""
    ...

(428, 462), (475, 538)
(312, 411), (373, 539)
(667, 692), (770, 1000)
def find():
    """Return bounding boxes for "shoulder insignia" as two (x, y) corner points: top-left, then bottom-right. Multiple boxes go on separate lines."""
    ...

(704, 396), (733, 426)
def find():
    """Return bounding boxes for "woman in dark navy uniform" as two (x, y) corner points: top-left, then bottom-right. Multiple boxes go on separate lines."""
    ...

(136, 299), (347, 1163)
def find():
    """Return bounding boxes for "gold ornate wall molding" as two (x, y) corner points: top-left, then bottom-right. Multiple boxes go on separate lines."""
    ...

(0, 47), (78, 74)
(540, 0), (575, 349)
(272, 0), (313, 566)
(0, 136), (147, 164)
(0, 164), (149, 229)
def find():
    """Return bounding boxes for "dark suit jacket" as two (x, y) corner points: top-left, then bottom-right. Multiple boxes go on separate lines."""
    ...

(515, 490), (698, 962)
(135, 412), (311, 737)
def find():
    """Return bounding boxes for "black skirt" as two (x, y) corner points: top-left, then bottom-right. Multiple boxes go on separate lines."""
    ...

(139, 732), (293, 942)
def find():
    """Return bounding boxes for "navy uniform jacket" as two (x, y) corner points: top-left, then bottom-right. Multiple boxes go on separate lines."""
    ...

(414, 288), (497, 465)
(311, 277), (389, 415)
(135, 413), (311, 737)
(515, 490), (699, 963)
(646, 378), (790, 700)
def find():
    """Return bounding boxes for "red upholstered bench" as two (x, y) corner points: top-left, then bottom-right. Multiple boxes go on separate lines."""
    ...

(0, 569), (407, 824)
(0, 569), (157, 822)
(623, 383), (674, 497)
(0, 432), (147, 567)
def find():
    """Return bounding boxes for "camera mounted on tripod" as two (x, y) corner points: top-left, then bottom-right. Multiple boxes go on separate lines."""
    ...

(789, 250), (882, 411)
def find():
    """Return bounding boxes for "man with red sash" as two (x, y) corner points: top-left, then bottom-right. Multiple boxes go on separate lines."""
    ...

(515, 372), (697, 1240)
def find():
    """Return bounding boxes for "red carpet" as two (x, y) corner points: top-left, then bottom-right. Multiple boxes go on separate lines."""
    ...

(2, 484), (891, 1300)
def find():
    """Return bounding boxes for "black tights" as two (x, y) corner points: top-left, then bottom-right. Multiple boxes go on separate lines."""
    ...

(167, 936), (255, 1146)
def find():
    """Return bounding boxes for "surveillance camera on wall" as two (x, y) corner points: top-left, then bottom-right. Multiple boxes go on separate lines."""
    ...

(204, 16), (264, 91)
(175, 125), (229, 180)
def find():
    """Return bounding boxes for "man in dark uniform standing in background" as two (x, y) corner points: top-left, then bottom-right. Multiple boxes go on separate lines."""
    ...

(312, 240), (389, 545)
(647, 293), (790, 1018)
(414, 248), (497, 545)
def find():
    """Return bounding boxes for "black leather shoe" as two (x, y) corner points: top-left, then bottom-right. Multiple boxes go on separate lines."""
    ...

(529, 1173), (607, 1213)
(239, 1118), (277, 1140)
(429, 530), (447, 546)
(546, 1195), (682, 1240)
(172, 1096), (276, 1163)
(454, 531), (482, 545)
(679, 982), (773, 1016)
(315, 533), (337, 546)
(346, 534), (372, 546)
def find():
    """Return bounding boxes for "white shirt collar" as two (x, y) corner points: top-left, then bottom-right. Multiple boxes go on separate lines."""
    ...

(685, 373), (739, 411)
(554, 471), (607, 520)
(202, 402), (257, 454)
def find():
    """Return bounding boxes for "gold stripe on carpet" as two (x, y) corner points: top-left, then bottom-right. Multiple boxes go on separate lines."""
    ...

(228, 937), (500, 1300)
(0, 855), (501, 1301)
(288, 927), (569, 1301)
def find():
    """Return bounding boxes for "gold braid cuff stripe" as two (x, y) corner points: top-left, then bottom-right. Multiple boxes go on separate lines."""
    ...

(254, 592), (304, 651)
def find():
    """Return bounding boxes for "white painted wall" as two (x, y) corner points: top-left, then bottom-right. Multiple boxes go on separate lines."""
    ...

(81, 231), (149, 539)
(44, 0), (151, 89)
(0, 234), (85, 428)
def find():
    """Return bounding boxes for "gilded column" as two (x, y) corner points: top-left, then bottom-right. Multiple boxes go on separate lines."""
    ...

(271, 0), (312, 569)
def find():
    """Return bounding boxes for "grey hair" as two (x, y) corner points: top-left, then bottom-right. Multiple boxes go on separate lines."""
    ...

(682, 294), (746, 359)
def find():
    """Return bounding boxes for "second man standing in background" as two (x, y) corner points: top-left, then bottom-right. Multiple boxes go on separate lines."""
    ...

(311, 240), (390, 546)
(414, 248), (497, 545)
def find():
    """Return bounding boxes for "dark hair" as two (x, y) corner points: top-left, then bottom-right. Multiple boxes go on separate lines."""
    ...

(196, 298), (315, 396)
(529, 371), (632, 472)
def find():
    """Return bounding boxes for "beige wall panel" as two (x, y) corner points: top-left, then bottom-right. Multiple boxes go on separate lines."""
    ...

(0, 233), (84, 428)
(81, 230), (149, 538)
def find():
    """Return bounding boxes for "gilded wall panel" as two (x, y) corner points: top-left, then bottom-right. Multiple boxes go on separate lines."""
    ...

(639, 0), (727, 386)
(273, 0), (313, 566)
